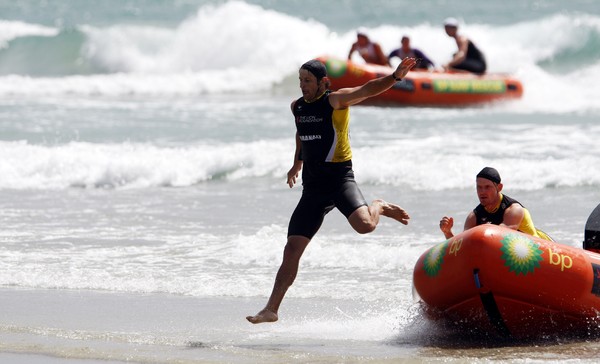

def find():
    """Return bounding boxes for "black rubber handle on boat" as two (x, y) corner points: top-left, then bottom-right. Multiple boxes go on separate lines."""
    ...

(475, 268), (512, 338)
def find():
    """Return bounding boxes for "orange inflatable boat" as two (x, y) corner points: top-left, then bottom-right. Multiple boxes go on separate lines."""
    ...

(412, 221), (600, 340)
(317, 56), (523, 107)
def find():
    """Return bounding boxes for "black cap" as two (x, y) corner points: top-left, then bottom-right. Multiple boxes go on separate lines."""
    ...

(300, 59), (327, 81)
(476, 167), (501, 184)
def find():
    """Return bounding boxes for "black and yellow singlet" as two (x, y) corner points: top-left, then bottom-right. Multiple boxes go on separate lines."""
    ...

(292, 90), (354, 188)
(293, 90), (352, 163)
(473, 194), (539, 237)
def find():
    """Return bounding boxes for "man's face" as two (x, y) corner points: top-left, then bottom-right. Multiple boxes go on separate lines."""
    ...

(445, 25), (457, 36)
(401, 37), (410, 51)
(357, 34), (369, 46)
(476, 177), (501, 207)
(299, 69), (322, 101)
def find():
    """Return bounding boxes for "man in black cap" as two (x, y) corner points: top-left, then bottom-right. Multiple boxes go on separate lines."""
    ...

(247, 56), (416, 324)
(439, 167), (545, 239)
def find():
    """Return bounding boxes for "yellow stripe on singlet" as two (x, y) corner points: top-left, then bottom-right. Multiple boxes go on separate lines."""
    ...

(326, 108), (352, 162)
(518, 208), (539, 238)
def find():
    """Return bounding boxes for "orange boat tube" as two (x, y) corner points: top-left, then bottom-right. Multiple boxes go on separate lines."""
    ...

(412, 225), (600, 339)
(317, 56), (523, 107)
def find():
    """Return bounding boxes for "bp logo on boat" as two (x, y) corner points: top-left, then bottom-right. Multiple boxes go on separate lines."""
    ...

(324, 59), (348, 78)
(423, 241), (448, 277)
(500, 233), (544, 275)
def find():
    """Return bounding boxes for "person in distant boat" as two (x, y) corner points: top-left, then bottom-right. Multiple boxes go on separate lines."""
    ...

(439, 167), (550, 240)
(442, 17), (487, 74)
(388, 36), (434, 70)
(347, 28), (389, 66)
(246, 56), (416, 325)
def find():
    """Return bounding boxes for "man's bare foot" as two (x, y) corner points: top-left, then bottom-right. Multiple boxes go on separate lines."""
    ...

(376, 199), (410, 225)
(246, 309), (278, 324)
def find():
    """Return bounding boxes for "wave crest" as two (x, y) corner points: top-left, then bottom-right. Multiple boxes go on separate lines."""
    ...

(0, 140), (290, 189)
(1, 137), (599, 191)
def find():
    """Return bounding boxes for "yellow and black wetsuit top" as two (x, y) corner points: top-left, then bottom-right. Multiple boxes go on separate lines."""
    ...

(293, 90), (351, 163)
(293, 90), (353, 188)
(473, 194), (540, 237)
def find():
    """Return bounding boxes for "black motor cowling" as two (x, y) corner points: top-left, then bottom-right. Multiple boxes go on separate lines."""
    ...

(584, 203), (600, 252)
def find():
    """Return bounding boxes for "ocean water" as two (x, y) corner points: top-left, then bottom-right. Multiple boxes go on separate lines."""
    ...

(1, 0), (600, 363)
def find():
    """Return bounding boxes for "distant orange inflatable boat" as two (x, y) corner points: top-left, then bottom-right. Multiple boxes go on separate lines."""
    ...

(412, 224), (600, 340)
(317, 56), (523, 107)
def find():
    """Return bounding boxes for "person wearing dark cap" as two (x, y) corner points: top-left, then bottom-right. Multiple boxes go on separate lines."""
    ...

(442, 17), (486, 74)
(388, 36), (435, 70)
(439, 167), (547, 240)
(347, 28), (389, 66)
(246, 56), (417, 325)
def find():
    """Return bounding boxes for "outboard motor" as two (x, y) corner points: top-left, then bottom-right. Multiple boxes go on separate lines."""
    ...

(584, 203), (600, 253)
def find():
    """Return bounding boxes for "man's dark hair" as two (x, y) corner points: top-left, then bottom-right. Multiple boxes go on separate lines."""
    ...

(300, 60), (327, 82)
(477, 167), (501, 184)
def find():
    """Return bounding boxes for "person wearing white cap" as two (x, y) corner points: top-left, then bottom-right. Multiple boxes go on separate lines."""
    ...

(347, 27), (389, 66)
(443, 17), (460, 28)
(443, 17), (487, 74)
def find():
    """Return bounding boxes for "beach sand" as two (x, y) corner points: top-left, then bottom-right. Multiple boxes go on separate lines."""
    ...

(0, 287), (423, 363)
(1, 287), (264, 363)
(0, 353), (125, 364)
(5, 286), (600, 364)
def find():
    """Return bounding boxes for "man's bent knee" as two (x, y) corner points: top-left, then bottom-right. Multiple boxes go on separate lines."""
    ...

(355, 222), (376, 234)
(348, 207), (377, 234)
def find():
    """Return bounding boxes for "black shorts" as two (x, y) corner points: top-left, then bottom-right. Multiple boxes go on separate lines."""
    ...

(287, 169), (367, 239)
(454, 59), (486, 74)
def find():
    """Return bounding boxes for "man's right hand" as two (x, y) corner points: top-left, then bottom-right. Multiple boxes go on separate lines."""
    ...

(439, 216), (454, 237)
(286, 163), (302, 188)
(393, 57), (417, 79)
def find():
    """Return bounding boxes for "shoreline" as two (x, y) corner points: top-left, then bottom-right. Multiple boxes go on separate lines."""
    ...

(4, 287), (600, 363)
(0, 353), (127, 364)
(0, 287), (419, 363)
